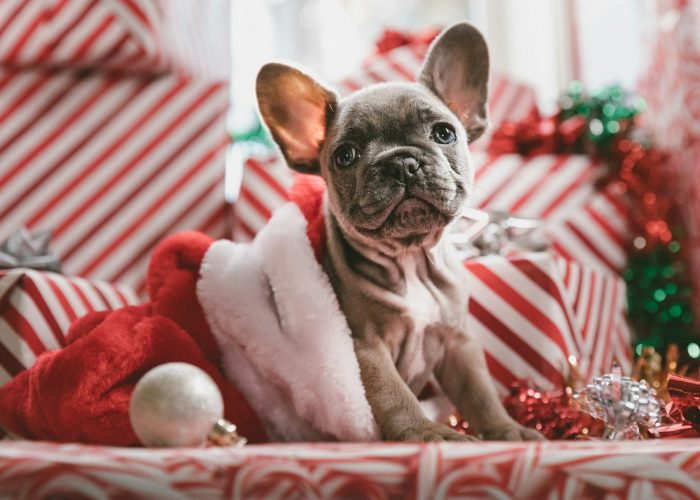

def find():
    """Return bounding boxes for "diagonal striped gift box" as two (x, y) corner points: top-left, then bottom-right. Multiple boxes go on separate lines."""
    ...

(467, 252), (631, 394)
(470, 154), (630, 274)
(233, 152), (631, 276)
(0, 0), (166, 73)
(0, 268), (140, 387)
(0, 67), (231, 295)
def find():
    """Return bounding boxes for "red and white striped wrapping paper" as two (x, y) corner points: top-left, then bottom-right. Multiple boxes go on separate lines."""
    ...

(0, 0), (167, 73)
(336, 40), (538, 151)
(0, 0), (230, 78)
(641, 0), (700, 320)
(0, 67), (231, 295)
(0, 268), (139, 388)
(470, 153), (630, 274)
(466, 252), (631, 394)
(234, 152), (631, 276)
(2, 440), (700, 498)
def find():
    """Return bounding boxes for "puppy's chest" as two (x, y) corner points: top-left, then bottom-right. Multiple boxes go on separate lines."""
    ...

(385, 256), (462, 387)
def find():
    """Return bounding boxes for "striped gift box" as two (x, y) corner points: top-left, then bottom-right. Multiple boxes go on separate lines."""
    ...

(336, 42), (538, 152)
(0, 0), (166, 72)
(470, 154), (630, 274)
(467, 252), (631, 394)
(233, 152), (631, 275)
(0, 67), (230, 295)
(0, 268), (140, 387)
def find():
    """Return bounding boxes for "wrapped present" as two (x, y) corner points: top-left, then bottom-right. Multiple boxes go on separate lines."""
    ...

(0, 0), (229, 78)
(470, 153), (630, 274)
(0, 268), (139, 387)
(0, 67), (230, 295)
(0, 0), (167, 73)
(465, 252), (631, 394)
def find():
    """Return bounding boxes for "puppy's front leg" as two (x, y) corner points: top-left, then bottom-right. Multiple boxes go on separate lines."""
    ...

(436, 332), (544, 441)
(354, 329), (474, 442)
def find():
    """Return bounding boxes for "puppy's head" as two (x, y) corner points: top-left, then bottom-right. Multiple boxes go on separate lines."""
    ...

(256, 23), (489, 250)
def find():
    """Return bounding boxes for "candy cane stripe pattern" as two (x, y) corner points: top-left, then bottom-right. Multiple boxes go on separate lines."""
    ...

(466, 253), (630, 393)
(0, 269), (139, 387)
(0, 67), (231, 295)
(470, 153), (630, 274)
(0, 0), (167, 73)
(1, 440), (700, 497)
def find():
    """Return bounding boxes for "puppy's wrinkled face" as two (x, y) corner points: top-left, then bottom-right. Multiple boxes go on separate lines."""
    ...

(321, 84), (472, 247)
(257, 22), (489, 250)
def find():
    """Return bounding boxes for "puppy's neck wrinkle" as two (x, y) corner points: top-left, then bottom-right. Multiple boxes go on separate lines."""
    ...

(325, 210), (404, 293)
(325, 206), (443, 297)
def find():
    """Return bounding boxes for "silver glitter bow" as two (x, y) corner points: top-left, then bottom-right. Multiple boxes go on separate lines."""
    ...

(573, 363), (662, 440)
(0, 227), (61, 272)
(447, 208), (549, 259)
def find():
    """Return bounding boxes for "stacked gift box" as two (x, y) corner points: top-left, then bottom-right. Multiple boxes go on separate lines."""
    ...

(0, 0), (230, 387)
(0, 0), (231, 298)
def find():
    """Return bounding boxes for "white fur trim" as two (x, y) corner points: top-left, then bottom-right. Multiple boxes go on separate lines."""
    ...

(198, 203), (379, 442)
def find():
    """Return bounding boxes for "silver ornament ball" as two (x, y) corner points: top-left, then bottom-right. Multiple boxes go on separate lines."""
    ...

(129, 362), (224, 447)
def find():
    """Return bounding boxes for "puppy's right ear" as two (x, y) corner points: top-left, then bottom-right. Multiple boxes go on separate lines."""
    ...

(256, 63), (338, 174)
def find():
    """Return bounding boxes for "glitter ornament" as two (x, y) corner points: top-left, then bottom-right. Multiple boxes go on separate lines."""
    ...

(129, 362), (246, 448)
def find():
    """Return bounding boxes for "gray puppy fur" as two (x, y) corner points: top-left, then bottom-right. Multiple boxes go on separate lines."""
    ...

(256, 23), (544, 442)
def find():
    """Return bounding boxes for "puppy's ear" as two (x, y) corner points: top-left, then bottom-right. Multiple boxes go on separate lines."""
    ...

(419, 23), (490, 143)
(256, 63), (338, 174)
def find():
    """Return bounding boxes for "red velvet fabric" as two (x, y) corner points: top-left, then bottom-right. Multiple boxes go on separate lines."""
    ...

(0, 232), (267, 446)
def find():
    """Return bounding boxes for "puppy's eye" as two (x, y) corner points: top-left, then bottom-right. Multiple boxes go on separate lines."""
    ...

(431, 124), (456, 145)
(334, 145), (358, 167)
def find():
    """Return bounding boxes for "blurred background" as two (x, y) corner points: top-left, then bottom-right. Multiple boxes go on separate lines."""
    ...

(230, 0), (655, 131)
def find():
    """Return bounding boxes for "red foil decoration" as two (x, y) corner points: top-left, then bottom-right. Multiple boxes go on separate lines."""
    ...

(651, 373), (700, 438)
(488, 113), (586, 156)
(502, 381), (605, 440)
(449, 380), (605, 440)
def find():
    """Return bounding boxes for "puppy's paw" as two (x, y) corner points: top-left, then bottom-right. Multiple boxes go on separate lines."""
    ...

(390, 421), (479, 442)
(481, 422), (545, 441)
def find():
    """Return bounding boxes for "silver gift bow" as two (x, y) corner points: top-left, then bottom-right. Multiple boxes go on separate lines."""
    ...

(447, 208), (549, 259)
(0, 227), (62, 272)
(572, 363), (662, 440)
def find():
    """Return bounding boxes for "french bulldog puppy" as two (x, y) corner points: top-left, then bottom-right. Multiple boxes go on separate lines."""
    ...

(256, 23), (543, 442)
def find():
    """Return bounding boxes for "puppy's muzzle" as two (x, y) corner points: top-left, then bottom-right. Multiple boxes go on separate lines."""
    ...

(385, 154), (421, 186)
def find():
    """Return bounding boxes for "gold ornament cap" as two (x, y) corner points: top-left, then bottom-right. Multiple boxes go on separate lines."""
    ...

(207, 419), (247, 447)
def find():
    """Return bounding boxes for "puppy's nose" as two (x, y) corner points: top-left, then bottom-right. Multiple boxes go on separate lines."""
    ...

(387, 155), (421, 184)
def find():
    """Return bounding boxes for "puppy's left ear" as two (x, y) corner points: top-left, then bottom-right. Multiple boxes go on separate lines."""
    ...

(256, 63), (338, 174)
(419, 23), (490, 143)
